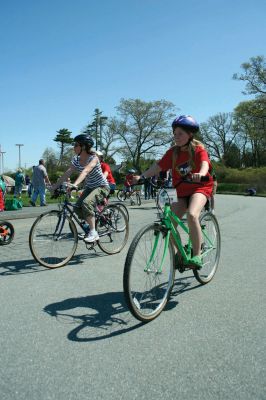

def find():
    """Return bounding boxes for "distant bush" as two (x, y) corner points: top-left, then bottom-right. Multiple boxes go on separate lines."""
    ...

(214, 165), (266, 194)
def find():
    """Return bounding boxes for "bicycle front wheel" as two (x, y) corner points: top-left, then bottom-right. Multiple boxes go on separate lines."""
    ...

(193, 211), (221, 284)
(117, 190), (126, 202)
(96, 205), (129, 254)
(156, 188), (170, 211)
(123, 223), (175, 322)
(29, 210), (78, 268)
(135, 192), (141, 206)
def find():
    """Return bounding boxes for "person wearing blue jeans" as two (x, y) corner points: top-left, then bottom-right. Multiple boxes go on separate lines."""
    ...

(30, 159), (51, 206)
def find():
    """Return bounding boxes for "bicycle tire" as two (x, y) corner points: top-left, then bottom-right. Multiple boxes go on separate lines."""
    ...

(0, 221), (15, 245)
(117, 190), (126, 202)
(29, 210), (78, 268)
(112, 202), (129, 221)
(136, 192), (141, 206)
(123, 223), (175, 322)
(193, 211), (221, 284)
(96, 204), (129, 254)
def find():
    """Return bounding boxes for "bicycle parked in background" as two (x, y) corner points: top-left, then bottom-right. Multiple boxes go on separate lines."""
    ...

(123, 177), (221, 322)
(29, 184), (129, 269)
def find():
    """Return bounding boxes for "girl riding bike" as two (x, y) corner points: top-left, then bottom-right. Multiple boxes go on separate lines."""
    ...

(51, 134), (110, 243)
(134, 115), (214, 270)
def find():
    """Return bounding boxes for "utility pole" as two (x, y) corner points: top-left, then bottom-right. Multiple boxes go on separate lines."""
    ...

(99, 116), (108, 150)
(15, 144), (24, 169)
(0, 151), (6, 174)
(93, 109), (101, 150)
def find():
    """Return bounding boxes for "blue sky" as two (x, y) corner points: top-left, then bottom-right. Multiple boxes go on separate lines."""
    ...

(0, 0), (266, 171)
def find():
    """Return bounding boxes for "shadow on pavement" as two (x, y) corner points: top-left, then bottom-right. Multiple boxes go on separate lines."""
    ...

(43, 277), (202, 342)
(0, 258), (47, 275)
(0, 252), (106, 276)
(43, 291), (143, 342)
(164, 275), (202, 311)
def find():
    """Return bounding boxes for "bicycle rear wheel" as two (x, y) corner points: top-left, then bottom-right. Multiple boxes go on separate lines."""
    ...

(193, 211), (221, 284)
(113, 202), (129, 221)
(29, 210), (78, 268)
(123, 223), (175, 322)
(0, 221), (14, 245)
(96, 204), (129, 254)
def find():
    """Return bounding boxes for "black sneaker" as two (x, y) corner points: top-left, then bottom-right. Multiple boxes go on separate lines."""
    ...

(30, 201), (36, 207)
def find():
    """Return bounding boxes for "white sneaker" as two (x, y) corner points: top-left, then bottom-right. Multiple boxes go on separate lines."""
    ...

(84, 231), (99, 243)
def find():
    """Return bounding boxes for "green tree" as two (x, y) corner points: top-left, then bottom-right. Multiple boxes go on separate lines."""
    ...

(234, 99), (266, 167)
(114, 98), (176, 171)
(83, 108), (108, 150)
(53, 128), (73, 165)
(233, 55), (266, 95)
(42, 147), (58, 173)
(200, 113), (240, 166)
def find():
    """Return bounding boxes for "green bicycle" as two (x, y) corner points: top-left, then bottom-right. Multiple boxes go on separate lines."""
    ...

(123, 179), (221, 322)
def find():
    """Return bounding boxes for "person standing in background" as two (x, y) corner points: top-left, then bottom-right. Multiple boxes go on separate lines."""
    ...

(0, 176), (6, 212)
(14, 169), (25, 198)
(30, 159), (51, 206)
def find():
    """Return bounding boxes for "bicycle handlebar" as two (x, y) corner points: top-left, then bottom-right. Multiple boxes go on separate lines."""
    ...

(137, 175), (209, 188)
(50, 183), (78, 199)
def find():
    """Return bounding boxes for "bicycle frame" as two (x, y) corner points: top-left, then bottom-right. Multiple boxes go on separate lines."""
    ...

(53, 194), (120, 239)
(147, 203), (215, 273)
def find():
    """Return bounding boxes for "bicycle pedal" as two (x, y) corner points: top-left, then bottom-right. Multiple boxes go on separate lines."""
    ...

(85, 243), (97, 251)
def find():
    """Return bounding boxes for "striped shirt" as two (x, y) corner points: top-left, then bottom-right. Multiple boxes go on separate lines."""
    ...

(71, 154), (109, 189)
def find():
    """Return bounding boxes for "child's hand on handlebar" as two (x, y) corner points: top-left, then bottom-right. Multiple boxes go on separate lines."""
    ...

(66, 183), (78, 193)
(132, 175), (141, 185)
(191, 173), (203, 182)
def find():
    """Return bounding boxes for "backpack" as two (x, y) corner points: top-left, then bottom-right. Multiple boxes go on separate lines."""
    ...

(5, 198), (23, 211)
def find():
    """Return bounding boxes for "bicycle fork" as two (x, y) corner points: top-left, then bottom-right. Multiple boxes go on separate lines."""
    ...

(144, 226), (171, 274)
(53, 212), (67, 240)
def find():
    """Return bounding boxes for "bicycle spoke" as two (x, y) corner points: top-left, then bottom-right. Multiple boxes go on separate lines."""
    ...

(193, 212), (221, 284)
(124, 224), (175, 322)
(97, 205), (129, 254)
(29, 211), (78, 268)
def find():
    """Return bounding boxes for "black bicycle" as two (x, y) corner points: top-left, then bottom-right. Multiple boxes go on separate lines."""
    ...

(117, 188), (142, 206)
(29, 185), (129, 268)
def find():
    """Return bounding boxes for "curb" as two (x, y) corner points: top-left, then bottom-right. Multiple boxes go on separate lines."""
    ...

(0, 198), (156, 221)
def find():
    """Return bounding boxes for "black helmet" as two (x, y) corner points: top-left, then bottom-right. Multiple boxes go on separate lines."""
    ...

(73, 134), (94, 148)
(128, 169), (136, 174)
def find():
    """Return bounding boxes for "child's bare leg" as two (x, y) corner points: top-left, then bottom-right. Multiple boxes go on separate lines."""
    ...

(187, 193), (207, 256)
(171, 199), (187, 221)
(171, 199), (187, 252)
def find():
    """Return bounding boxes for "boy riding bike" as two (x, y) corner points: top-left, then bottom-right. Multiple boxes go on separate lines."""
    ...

(124, 169), (136, 193)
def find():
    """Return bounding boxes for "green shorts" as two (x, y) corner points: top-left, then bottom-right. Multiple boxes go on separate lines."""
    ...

(74, 186), (110, 219)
